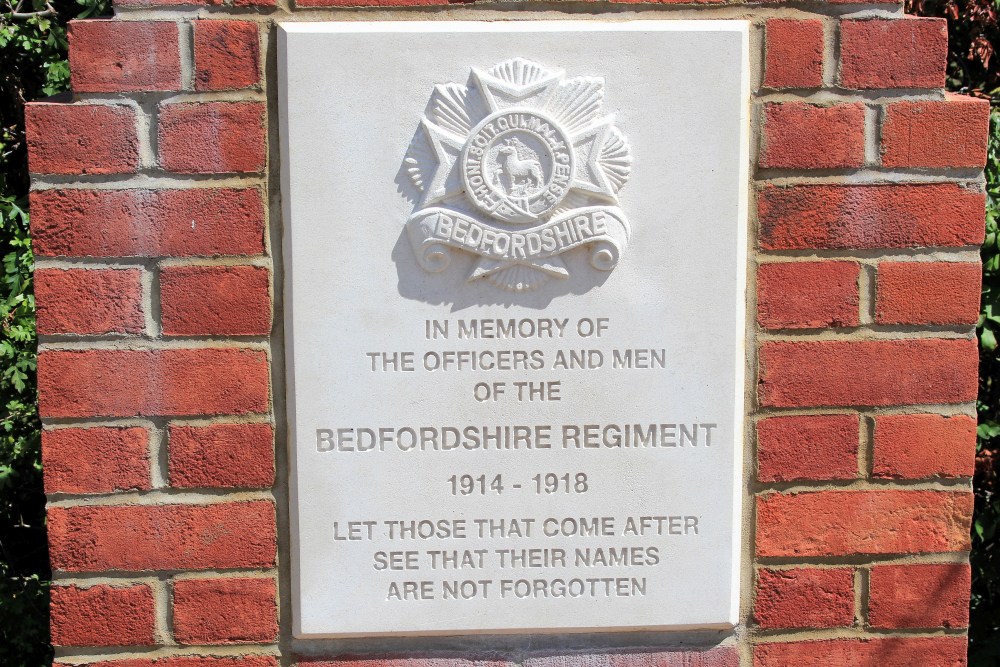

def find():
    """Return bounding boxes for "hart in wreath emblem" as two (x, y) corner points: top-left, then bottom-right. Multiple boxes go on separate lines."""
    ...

(493, 140), (544, 198)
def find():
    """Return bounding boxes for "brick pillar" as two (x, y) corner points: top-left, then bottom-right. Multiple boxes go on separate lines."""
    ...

(27, 14), (277, 667)
(26, 5), (987, 667)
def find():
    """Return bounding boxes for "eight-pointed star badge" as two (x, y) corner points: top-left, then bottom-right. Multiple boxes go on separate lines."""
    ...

(404, 58), (633, 292)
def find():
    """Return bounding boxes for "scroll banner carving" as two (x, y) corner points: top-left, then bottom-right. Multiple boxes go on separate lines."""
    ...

(407, 206), (631, 280)
(402, 57), (634, 292)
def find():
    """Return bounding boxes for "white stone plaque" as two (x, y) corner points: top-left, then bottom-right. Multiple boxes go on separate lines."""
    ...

(279, 20), (749, 638)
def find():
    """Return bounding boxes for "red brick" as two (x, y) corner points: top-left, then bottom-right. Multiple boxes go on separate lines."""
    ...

(195, 21), (260, 91)
(873, 413), (976, 479)
(760, 103), (865, 169)
(31, 188), (265, 258)
(756, 414), (858, 482)
(56, 659), (278, 667)
(763, 19), (824, 89)
(754, 637), (967, 667)
(160, 265), (272, 336)
(756, 261), (860, 329)
(758, 338), (978, 408)
(522, 649), (740, 667)
(158, 102), (266, 174)
(69, 20), (180, 92)
(169, 423), (274, 489)
(758, 183), (985, 250)
(173, 577), (277, 644)
(882, 94), (990, 168)
(756, 490), (972, 557)
(48, 500), (276, 572)
(35, 268), (144, 335)
(840, 19), (947, 89)
(876, 261), (981, 325)
(25, 103), (139, 175)
(869, 563), (970, 629)
(43, 427), (149, 494)
(38, 348), (270, 418)
(754, 568), (854, 629)
(50, 584), (155, 646)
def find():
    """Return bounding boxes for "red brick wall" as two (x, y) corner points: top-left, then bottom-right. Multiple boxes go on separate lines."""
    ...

(27, 4), (986, 667)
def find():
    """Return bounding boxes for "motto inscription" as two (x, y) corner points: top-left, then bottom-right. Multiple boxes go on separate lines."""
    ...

(405, 58), (633, 291)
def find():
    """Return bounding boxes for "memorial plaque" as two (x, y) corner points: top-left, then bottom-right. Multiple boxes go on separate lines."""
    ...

(279, 21), (749, 637)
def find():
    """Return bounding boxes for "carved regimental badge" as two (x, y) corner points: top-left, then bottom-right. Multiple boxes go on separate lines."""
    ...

(404, 58), (632, 291)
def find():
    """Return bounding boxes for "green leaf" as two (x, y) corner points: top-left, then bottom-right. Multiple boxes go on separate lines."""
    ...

(979, 420), (1000, 439)
(982, 326), (997, 351)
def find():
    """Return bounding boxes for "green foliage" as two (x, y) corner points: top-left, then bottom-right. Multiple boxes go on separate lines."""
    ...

(980, 113), (1000, 359)
(0, 191), (45, 665)
(909, 0), (1000, 98)
(972, 109), (1000, 666)
(0, 0), (108, 663)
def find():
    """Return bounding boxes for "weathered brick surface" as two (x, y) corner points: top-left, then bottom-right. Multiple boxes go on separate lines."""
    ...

(868, 563), (971, 629)
(159, 102), (266, 174)
(875, 261), (981, 325)
(160, 265), (272, 336)
(758, 339), (978, 408)
(756, 490), (972, 557)
(763, 19), (824, 89)
(756, 261), (859, 329)
(38, 348), (270, 418)
(759, 183), (985, 250)
(25, 103), (139, 175)
(31, 188), (265, 258)
(69, 20), (181, 92)
(35, 268), (144, 335)
(754, 637), (967, 667)
(169, 423), (275, 488)
(839, 18), (947, 89)
(43, 426), (149, 494)
(194, 21), (261, 91)
(48, 500), (276, 571)
(754, 567), (854, 629)
(56, 659), (279, 667)
(882, 94), (990, 168)
(873, 413), (976, 479)
(50, 584), (155, 646)
(756, 414), (858, 482)
(760, 103), (865, 169)
(173, 577), (278, 644)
